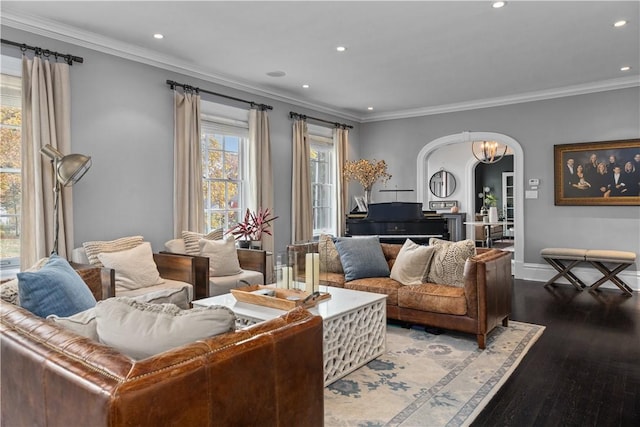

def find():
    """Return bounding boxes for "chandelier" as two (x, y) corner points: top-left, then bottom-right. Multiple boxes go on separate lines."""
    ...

(471, 140), (507, 164)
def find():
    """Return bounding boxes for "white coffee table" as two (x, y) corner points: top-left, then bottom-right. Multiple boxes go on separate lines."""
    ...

(193, 285), (387, 386)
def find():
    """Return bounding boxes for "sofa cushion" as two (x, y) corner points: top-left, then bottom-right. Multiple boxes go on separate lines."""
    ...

(390, 239), (436, 285)
(397, 283), (467, 315)
(321, 272), (346, 288)
(97, 242), (164, 290)
(427, 238), (476, 288)
(83, 235), (145, 267)
(95, 297), (236, 360)
(334, 236), (390, 281)
(318, 234), (343, 274)
(345, 277), (402, 306)
(48, 287), (192, 340)
(17, 255), (97, 318)
(199, 236), (242, 276)
(182, 229), (223, 256)
(209, 269), (264, 296)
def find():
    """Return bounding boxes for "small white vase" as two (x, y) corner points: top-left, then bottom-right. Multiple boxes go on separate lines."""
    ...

(488, 207), (499, 223)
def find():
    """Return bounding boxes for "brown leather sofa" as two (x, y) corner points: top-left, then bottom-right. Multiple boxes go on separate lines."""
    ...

(1, 266), (324, 427)
(290, 242), (512, 349)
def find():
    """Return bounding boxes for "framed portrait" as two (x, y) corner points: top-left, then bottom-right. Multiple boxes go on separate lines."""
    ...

(354, 196), (367, 212)
(554, 139), (640, 206)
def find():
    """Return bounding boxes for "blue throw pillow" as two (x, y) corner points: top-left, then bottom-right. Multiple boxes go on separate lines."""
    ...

(18, 255), (97, 317)
(334, 236), (390, 282)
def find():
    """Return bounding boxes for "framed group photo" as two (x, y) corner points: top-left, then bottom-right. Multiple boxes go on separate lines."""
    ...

(554, 139), (640, 206)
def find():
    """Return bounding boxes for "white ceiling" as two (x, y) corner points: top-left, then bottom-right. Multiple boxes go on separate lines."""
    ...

(2, 1), (638, 122)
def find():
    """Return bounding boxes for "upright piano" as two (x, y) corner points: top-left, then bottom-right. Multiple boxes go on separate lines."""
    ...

(345, 202), (449, 244)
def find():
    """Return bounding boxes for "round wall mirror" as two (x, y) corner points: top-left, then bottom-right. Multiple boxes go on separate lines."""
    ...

(429, 170), (456, 198)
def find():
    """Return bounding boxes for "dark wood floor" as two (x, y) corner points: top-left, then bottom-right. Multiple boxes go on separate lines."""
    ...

(472, 279), (640, 427)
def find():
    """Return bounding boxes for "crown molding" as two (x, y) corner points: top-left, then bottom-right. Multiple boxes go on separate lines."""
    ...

(1, 12), (361, 123)
(361, 76), (640, 122)
(3, 11), (639, 125)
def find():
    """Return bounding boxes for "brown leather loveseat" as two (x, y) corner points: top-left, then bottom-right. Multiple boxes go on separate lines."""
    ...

(1, 267), (324, 427)
(290, 240), (512, 349)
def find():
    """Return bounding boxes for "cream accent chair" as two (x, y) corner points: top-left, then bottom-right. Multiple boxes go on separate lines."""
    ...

(164, 238), (266, 298)
(71, 247), (196, 303)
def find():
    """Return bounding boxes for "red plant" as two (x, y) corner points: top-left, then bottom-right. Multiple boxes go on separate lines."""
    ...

(226, 208), (278, 241)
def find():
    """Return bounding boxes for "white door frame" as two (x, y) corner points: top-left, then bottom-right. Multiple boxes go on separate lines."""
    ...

(417, 131), (525, 278)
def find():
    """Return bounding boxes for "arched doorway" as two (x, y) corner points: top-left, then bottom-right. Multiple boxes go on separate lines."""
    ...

(416, 131), (525, 278)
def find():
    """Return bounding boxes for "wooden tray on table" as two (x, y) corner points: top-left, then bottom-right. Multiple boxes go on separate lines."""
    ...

(230, 285), (331, 310)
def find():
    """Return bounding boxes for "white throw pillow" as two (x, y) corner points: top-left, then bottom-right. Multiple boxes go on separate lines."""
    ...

(390, 239), (436, 285)
(95, 297), (236, 360)
(97, 242), (164, 290)
(48, 307), (98, 341)
(199, 236), (242, 277)
(427, 238), (476, 287)
(83, 236), (144, 267)
(182, 229), (223, 256)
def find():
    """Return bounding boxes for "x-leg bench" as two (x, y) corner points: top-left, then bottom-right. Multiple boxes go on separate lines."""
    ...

(585, 250), (636, 296)
(540, 248), (588, 290)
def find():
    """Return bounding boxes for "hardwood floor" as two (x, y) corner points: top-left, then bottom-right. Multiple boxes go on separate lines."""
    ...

(472, 279), (640, 427)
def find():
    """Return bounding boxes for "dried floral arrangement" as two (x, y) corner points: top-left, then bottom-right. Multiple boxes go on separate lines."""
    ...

(343, 159), (392, 190)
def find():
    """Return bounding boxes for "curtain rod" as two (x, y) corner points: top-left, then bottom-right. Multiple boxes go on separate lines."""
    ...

(1, 39), (83, 65)
(166, 80), (272, 111)
(289, 111), (353, 129)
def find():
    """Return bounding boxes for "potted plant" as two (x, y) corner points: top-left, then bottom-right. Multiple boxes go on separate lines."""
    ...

(484, 193), (499, 223)
(227, 207), (278, 249)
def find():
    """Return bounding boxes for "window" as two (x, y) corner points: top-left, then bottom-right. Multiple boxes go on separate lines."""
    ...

(0, 56), (22, 275)
(308, 125), (336, 236)
(200, 102), (249, 233)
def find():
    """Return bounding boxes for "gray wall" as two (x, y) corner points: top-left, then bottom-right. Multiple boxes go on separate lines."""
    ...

(1, 27), (360, 254)
(359, 88), (640, 271)
(4, 27), (639, 279)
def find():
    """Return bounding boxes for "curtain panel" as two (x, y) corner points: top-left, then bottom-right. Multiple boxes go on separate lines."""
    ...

(333, 128), (349, 236)
(291, 119), (313, 243)
(248, 109), (274, 254)
(173, 91), (204, 237)
(20, 56), (71, 267)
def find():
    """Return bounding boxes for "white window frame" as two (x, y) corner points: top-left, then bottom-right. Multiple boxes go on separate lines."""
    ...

(308, 124), (337, 236)
(200, 101), (249, 233)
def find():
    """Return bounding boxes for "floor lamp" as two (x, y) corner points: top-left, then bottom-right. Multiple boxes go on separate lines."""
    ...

(40, 144), (92, 255)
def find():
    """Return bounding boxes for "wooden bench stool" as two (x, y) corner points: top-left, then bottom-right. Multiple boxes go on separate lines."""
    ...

(540, 248), (588, 290)
(585, 250), (636, 296)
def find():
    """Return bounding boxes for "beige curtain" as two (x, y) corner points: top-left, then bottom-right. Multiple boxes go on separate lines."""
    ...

(20, 56), (71, 267)
(333, 127), (349, 236)
(291, 119), (313, 243)
(248, 108), (274, 254)
(173, 90), (204, 237)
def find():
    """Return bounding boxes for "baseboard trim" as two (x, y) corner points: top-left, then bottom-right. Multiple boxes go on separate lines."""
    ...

(518, 262), (639, 292)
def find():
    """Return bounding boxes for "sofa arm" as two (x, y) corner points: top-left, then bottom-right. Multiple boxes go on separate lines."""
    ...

(69, 262), (115, 301)
(237, 248), (267, 283)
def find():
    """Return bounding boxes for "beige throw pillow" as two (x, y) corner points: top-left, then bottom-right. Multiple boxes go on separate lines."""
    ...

(390, 239), (436, 285)
(318, 234), (343, 274)
(427, 238), (476, 287)
(95, 297), (236, 360)
(199, 236), (242, 277)
(48, 307), (98, 341)
(97, 242), (164, 290)
(182, 229), (223, 256)
(83, 236), (144, 267)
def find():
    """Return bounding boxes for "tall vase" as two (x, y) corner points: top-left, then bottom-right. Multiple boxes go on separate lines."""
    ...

(363, 188), (372, 207)
(488, 206), (499, 223)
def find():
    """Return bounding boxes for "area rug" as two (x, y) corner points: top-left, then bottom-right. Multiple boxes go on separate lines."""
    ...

(324, 321), (544, 427)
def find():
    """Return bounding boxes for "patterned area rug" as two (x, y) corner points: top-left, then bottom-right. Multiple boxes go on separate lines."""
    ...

(324, 321), (544, 426)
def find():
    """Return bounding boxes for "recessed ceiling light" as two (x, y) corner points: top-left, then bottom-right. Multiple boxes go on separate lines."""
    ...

(266, 70), (286, 77)
(620, 66), (631, 71)
(367, 107), (374, 111)
(153, 33), (164, 39)
(336, 46), (347, 52)
(302, 84), (310, 89)
(614, 20), (627, 27)
(492, 1), (506, 9)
